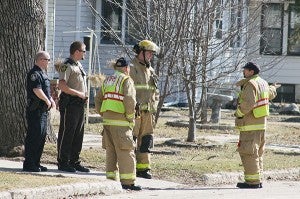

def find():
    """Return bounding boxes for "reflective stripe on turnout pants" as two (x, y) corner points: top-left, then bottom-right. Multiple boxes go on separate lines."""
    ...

(133, 111), (154, 171)
(237, 130), (265, 184)
(103, 125), (136, 185)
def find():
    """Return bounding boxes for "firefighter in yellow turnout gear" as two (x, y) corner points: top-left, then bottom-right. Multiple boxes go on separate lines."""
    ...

(95, 57), (141, 191)
(235, 62), (280, 189)
(130, 40), (160, 179)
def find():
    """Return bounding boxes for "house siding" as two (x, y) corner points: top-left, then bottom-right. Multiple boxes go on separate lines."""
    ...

(52, 0), (94, 78)
(46, 0), (300, 103)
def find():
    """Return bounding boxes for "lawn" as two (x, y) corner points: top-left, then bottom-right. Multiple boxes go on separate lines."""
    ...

(1, 108), (299, 191)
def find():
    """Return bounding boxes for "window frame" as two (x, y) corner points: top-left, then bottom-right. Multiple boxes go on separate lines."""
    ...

(260, 3), (284, 55)
(100, 0), (137, 45)
(287, 4), (300, 56)
(272, 84), (295, 103)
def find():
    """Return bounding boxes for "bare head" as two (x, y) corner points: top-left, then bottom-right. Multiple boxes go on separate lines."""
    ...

(70, 41), (86, 61)
(34, 51), (51, 70)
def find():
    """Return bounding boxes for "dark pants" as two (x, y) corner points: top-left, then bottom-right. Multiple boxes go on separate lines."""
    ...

(24, 109), (48, 168)
(57, 103), (84, 166)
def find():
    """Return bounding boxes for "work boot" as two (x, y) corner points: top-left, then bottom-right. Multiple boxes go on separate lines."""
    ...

(73, 164), (90, 172)
(122, 184), (142, 191)
(236, 182), (262, 189)
(23, 166), (41, 172)
(38, 165), (48, 172)
(23, 162), (41, 172)
(58, 164), (76, 172)
(136, 170), (152, 179)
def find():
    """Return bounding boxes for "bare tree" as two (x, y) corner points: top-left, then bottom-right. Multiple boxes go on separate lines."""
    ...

(86, 0), (286, 142)
(0, 0), (51, 156)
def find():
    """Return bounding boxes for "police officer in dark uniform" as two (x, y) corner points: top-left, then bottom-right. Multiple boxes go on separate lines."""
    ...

(23, 51), (56, 172)
(56, 41), (89, 173)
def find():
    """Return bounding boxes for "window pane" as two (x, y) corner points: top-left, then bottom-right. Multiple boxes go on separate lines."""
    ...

(101, 0), (122, 44)
(260, 29), (282, 54)
(272, 84), (295, 103)
(262, 4), (282, 28)
(125, 0), (138, 44)
(125, 0), (143, 44)
(260, 4), (283, 55)
(288, 5), (300, 55)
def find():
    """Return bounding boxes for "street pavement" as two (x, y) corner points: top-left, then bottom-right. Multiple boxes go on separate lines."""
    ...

(99, 181), (300, 199)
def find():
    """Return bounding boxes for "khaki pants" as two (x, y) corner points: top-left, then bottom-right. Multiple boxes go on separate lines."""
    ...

(237, 130), (265, 184)
(103, 125), (136, 185)
(133, 111), (155, 171)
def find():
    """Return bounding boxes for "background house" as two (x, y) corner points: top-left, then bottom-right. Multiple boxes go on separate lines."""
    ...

(44, 0), (300, 104)
(247, 0), (299, 103)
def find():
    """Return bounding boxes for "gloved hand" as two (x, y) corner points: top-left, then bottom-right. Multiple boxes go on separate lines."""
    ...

(272, 83), (281, 89)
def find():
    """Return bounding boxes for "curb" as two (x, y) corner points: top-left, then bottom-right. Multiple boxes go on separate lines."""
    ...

(0, 181), (123, 199)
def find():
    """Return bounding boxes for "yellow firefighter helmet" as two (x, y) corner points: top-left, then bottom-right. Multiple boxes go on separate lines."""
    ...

(133, 40), (159, 54)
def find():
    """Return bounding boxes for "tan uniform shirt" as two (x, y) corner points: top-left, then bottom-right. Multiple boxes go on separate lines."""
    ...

(59, 58), (87, 94)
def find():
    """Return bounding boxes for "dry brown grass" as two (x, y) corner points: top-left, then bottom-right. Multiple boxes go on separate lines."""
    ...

(47, 108), (300, 186)
(1, 108), (299, 190)
(0, 171), (94, 192)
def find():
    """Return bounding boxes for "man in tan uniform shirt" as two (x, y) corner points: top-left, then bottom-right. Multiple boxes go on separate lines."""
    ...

(57, 41), (89, 173)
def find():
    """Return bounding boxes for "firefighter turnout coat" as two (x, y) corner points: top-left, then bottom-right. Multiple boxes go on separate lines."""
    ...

(94, 71), (137, 185)
(235, 74), (277, 131)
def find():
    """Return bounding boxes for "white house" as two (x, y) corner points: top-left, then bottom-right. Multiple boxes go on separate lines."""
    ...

(247, 0), (300, 103)
(44, 0), (300, 103)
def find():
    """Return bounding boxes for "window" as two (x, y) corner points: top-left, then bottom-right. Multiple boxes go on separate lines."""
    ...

(260, 3), (283, 55)
(215, 1), (223, 39)
(229, 0), (243, 48)
(101, 0), (122, 44)
(288, 4), (300, 55)
(100, 0), (137, 44)
(272, 84), (295, 103)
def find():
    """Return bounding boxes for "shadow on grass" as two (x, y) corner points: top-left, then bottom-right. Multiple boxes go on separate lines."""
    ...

(280, 117), (300, 123)
(273, 151), (300, 156)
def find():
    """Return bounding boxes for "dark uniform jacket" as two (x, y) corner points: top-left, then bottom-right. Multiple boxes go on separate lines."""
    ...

(26, 65), (50, 111)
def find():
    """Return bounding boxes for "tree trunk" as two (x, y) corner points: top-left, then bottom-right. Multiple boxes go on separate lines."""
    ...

(187, 116), (196, 142)
(0, 0), (46, 156)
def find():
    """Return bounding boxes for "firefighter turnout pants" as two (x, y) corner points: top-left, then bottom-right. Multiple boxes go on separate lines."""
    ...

(103, 125), (136, 185)
(133, 111), (155, 172)
(237, 130), (265, 184)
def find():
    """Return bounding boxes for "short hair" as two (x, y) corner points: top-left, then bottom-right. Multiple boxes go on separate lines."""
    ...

(243, 62), (260, 75)
(34, 51), (49, 61)
(70, 41), (85, 55)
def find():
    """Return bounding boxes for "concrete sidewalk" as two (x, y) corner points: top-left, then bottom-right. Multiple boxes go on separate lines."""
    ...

(0, 159), (185, 199)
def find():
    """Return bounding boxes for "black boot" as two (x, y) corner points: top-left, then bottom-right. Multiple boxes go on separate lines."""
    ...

(136, 170), (152, 179)
(58, 163), (76, 172)
(122, 184), (142, 191)
(236, 182), (262, 189)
